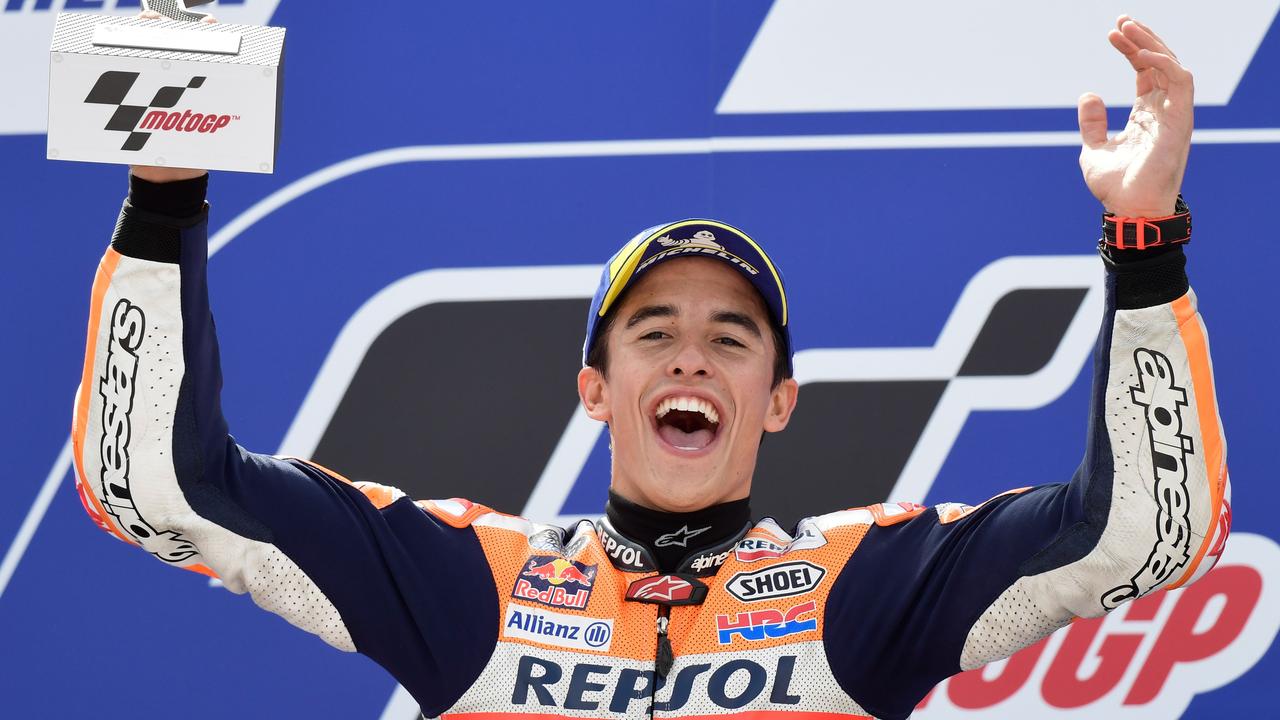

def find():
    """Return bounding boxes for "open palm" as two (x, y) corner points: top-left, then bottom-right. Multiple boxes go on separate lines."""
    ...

(1078, 17), (1194, 219)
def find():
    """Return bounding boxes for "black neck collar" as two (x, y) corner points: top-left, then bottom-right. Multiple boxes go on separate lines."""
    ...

(597, 489), (751, 575)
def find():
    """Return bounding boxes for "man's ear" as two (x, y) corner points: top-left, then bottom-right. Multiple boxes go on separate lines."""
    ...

(763, 378), (799, 433)
(578, 365), (611, 422)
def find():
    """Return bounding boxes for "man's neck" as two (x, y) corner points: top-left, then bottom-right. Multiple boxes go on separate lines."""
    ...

(600, 489), (751, 574)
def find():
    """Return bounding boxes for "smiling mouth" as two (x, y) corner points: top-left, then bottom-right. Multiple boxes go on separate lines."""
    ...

(655, 396), (721, 452)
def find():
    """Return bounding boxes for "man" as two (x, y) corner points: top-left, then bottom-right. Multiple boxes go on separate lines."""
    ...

(74, 16), (1227, 719)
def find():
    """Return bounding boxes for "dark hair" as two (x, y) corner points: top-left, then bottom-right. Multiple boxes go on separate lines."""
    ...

(586, 308), (791, 388)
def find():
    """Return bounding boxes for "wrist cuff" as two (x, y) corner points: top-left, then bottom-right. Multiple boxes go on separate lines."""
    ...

(128, 172), (208, 220)
(1101, 243), (1189, 310)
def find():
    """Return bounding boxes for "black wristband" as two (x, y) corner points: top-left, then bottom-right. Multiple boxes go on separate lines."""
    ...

(1101, 195), (1191, 250)
(1099, 243), (1189, 310)
(128, 172), (208, 219)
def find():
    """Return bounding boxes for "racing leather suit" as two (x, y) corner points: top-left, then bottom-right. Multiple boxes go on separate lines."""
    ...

(73, 180), (1230, 720)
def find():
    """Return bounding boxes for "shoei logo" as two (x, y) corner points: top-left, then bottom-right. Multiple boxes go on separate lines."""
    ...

(83, 71), (237, 151)
(726, 561), (826, 603)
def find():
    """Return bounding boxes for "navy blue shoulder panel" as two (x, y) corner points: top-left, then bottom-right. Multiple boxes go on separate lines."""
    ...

(163, 210), (498, 712)
(823, 274), (1123, 719)
(261, 459), (500, 716)
(825, 488), (1068, 719)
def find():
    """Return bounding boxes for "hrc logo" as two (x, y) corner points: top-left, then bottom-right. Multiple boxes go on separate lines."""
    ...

(717, 600), (818, 644)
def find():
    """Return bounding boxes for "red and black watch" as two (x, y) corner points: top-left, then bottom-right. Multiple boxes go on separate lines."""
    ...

(1102, 195), (1191, 250)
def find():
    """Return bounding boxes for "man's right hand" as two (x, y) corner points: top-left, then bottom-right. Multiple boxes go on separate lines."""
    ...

(130, 165), (207, 183)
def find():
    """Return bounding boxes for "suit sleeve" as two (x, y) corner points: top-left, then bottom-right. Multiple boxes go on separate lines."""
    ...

(824, 245), (1230, 720)
(71, 177), (497, 716)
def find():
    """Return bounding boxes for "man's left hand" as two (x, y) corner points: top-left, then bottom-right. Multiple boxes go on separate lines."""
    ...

(1078, 16), (1193, 218)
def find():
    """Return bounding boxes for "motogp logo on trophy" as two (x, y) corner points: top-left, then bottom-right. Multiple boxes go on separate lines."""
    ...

(84, 71), (237, 151)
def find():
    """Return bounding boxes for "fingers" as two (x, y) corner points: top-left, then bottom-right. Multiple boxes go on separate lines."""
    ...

(1108, 27), (1140, 60)
(1077, 92), (1109, 149)
(1117, 15), (1178, 60)
(1107, 18), (1191, 99)
(1136, 48), (1194, 102)
(138, 9), (217, 23)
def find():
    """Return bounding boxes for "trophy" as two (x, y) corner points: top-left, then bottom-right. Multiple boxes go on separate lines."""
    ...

(47, 0), (285, 174)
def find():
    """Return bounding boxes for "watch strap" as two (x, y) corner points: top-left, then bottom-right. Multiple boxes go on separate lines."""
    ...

(1102, 195), (1191, 250)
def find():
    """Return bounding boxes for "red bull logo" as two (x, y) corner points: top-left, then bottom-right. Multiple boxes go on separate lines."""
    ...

(512, 556), (598, 610)
(914, 533), (1280, 718)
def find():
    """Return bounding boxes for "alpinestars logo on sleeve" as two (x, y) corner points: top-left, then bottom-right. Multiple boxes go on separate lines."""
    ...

(83, 71), (236, 151)
(97, 299), (199, 564)
(1101, 348), (1195, 609)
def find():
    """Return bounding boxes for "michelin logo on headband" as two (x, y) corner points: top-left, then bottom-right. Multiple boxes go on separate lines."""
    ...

(638, 230), (760, 276)
(657, 231), (726, 252)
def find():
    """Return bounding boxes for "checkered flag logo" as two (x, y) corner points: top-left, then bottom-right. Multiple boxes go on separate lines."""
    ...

(83, 71), (207, 151)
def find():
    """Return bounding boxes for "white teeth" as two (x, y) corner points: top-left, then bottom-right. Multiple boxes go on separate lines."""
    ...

(655, 396), (720, 425)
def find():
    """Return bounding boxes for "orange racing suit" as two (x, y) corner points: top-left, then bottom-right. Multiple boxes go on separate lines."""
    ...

(73, 179), (1230, 719)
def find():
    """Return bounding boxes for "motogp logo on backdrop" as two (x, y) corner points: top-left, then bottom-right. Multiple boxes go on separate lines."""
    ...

(916, 535), (1278, 719)
(83, 71), (238, 151)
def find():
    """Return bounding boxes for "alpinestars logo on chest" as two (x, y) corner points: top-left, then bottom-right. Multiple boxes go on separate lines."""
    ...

(655, 525), (710, 548)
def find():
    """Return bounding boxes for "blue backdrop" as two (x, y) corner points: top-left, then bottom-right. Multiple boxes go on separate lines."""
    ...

(1, 1), (1276, 718)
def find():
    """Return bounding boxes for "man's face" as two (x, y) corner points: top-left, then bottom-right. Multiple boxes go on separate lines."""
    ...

(577, 257), (799, 512)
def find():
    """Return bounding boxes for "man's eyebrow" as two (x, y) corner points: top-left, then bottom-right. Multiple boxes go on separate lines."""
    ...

(711, 310), (762, 338)
(625, 304), (677, 328)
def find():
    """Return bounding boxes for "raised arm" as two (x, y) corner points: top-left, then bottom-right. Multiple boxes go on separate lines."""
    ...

(72, 169), (498, 714)
(824, 18), (1229, 719)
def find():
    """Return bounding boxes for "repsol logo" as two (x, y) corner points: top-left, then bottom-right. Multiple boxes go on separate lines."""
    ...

(512, 654), (802, 714)
(1102, 348), (1195, 609)
(97, 299), (197, 564)
(599, 528), (648, 571)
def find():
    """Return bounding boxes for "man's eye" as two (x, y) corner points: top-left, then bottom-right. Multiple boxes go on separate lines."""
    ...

(714, 337), (746, 348)
(640, 330), (669, 340)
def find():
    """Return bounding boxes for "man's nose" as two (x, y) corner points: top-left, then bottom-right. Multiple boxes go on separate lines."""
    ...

(667, 340), (712, 377)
